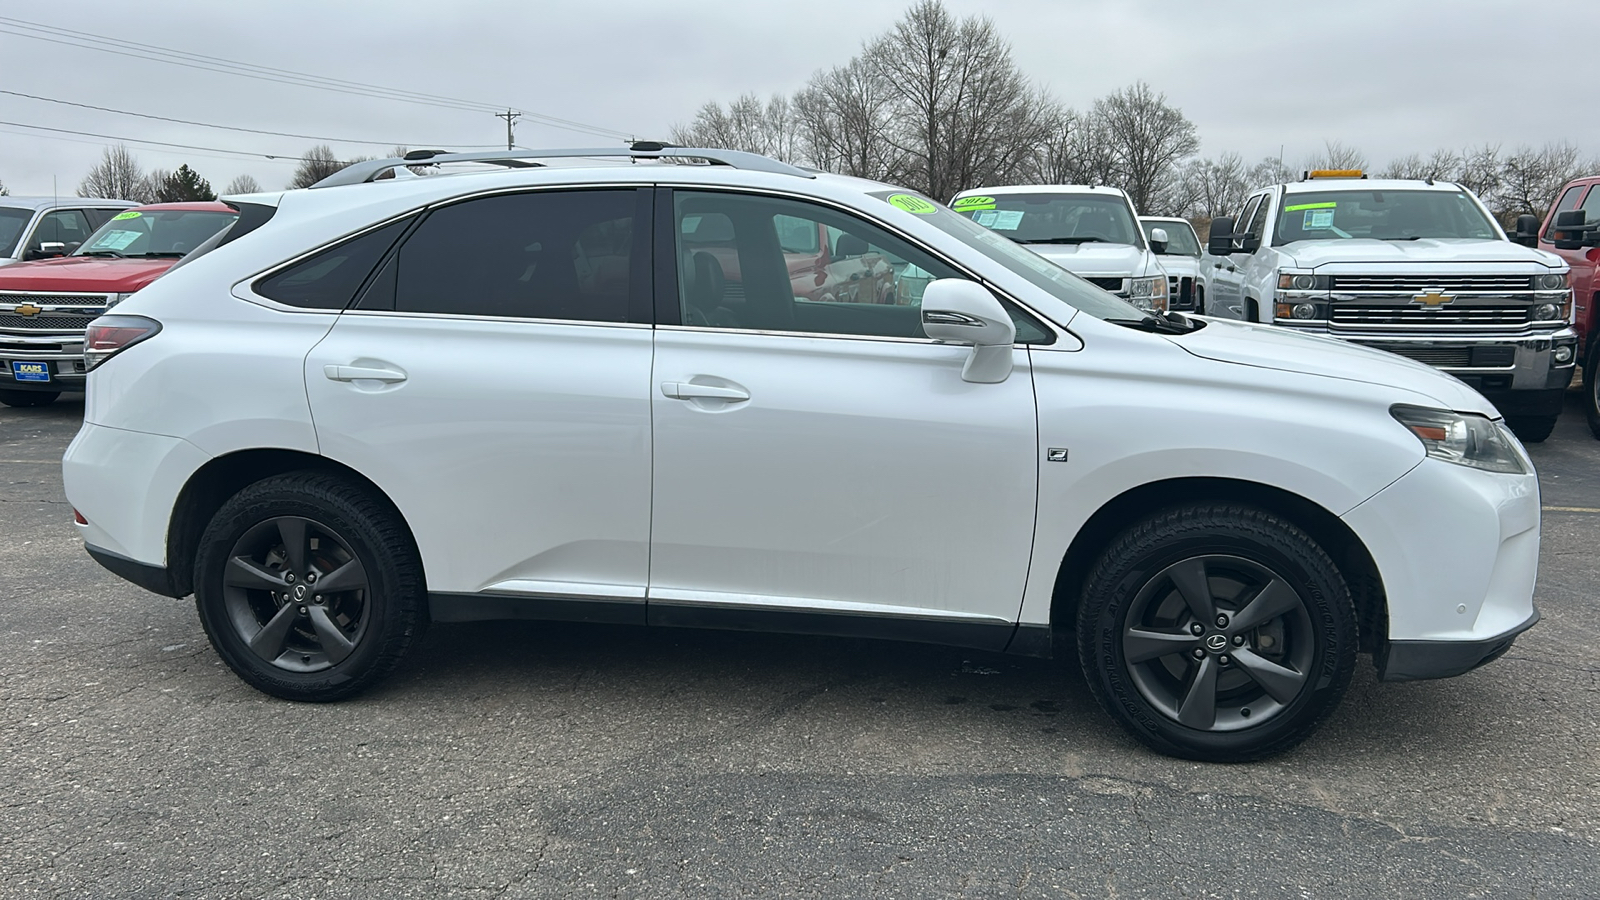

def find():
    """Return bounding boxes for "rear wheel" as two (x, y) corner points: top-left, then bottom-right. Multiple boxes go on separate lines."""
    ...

(194, 472), (426, 701)
(0, 389), (60, 408)
(1506, 415), (1557, 444)
(1077, 504), (1356, 762)
(1585, 342), (1600, 440)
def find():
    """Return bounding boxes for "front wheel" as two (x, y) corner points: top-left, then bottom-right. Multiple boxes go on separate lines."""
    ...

(1077, 504), (1356, 762)
(1506, 415), (1557, 444)
(0, 389), (60, 408)
(194, 472), (427, 701)
(1585, 343), (1600, 440)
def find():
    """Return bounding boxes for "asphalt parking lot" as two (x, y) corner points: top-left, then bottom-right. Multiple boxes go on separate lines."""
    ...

(2, 393), (1597, 899)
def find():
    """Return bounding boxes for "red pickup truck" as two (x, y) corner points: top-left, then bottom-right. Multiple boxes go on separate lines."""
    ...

(0, 201), (238, 407)
(1538, 175), (1600, 437)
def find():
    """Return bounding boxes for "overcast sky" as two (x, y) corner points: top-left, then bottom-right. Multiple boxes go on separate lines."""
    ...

(1, 0), (1596, 196)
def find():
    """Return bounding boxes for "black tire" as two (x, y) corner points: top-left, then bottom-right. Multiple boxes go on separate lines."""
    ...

(1076, 504), (1356, 762)
(1585, 342), (1600, 440)
(0, 389), (60, 408)
(194, 471), (427, 701)
(1506, 415), (1557, 444)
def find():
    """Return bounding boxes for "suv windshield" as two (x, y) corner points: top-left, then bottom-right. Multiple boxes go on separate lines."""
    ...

(0, 208), (32, 258)
(74, 208), (239, 259)
(1273, 189), (1499, 244)
(953, 193), (1144, 248)
(1143, 220), (1200, 256)
(871, 191), (1147, 323)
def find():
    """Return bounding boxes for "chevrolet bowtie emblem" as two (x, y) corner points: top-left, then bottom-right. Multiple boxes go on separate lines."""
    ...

(1412, 291), (1454, 307)
(13, 303), (42, 316)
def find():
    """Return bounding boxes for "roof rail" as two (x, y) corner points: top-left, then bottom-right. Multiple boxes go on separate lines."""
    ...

(310, 146), (815, 188)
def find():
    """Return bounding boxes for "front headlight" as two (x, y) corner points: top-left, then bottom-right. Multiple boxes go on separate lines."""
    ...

(1126, 275), (1168, 312)
(103, 292), (129, 311)
(1537, 273), (1568, 291)
(1390, 405), (1530, 475)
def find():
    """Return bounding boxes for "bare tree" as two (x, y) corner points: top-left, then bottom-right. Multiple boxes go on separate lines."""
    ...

(1496, 141), (1594, 219)
(671, 94), (801, 162)
(78, 145), (155, 201)
(793, 57), (905, 181)
(1181, 152), (1250, 219)
(1303, 140), (1368, 174)
(1454, 144), (1502, 199)
(289, 145), (353, 189)
(865, 0), (1055, 199)
(1247, 156), (1295, 188)
(224, 174), (264, 194)
(1091, 82), (1199, 214)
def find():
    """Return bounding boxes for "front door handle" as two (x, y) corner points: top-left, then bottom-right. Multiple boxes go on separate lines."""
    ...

(324, 364), (407, 383)
(660, 381), (749, 401)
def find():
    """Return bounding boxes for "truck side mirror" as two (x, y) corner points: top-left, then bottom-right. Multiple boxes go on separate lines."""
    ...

(1553, 210), (1591, 250)
(1511, 214), (1540, 248)
(1148, 227), (1169, 254)
(25, 241), (67, 260)
(1207, 218), (1237, 256)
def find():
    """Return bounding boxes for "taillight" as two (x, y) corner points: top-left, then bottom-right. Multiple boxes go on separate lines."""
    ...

(84, 315), (162, 371)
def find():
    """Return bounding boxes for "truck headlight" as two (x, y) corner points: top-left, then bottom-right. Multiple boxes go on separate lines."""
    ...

(1277, 272), (1329, 291)
(104, 292), (129, 311)
(1126, 275), (1168, 312)
(1391, 405), (1530, 475)
(1537, 273), (1568, 290)
(1533, 302), (1561, 320)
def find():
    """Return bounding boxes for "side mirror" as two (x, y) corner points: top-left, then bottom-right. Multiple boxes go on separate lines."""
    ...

(1207, 217), (1237, 256)
(1553, 210), (1591, 250)
(1511, 214), (1540, 248)
(25, 241), (67, 260)
(921, 279), (1015, 384)
(1149, 227), (1169, 254)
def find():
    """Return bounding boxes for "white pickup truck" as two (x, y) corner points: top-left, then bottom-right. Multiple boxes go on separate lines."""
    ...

(1206, 172), (1578, 441)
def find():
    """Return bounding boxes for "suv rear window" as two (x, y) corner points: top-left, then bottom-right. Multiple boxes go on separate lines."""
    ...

(255, 218), (411, 310)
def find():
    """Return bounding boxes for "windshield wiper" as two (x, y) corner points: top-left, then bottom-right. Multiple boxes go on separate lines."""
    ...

(76, 249), (123, 258)
(1105, 313), (1200, 335)
(131, 251), (186, 258)
(1013, 236), (1106, 245)
(1381, 236), (1428, 241)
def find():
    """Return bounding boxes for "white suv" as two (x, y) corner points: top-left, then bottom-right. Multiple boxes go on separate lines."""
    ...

(64, 147), (1541, 761)
(949, 185), (1169, 312)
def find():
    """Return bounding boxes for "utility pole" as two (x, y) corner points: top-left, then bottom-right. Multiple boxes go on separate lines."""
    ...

(494, 109), (521, 151)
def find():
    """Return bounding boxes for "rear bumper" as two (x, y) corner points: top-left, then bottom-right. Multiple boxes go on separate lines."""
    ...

(1377, 607), (1538, 681)
(86, 544), (185, 598)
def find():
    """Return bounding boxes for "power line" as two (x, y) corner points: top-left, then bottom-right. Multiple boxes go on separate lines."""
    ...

(0, 15), (635, 141)
(0, 119), (356, 163)
(0, 88), (501, 149)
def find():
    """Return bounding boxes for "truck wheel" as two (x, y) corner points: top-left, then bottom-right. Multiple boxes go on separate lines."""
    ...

(1586, 343), (1600, 440)
(1076, 504), (1356, 762)
(0, 389), (60, 408)
(193, 471), (427, 702)
(1506, 416), (1557, 443)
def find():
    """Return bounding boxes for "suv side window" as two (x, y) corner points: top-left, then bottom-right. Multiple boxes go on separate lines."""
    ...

(256, 218), (412, 309)
(1543, 185), (1588, 240)
(384, 189), (646, 323)
(672, 191), (1051, 342)
(27, 209), (93, 256)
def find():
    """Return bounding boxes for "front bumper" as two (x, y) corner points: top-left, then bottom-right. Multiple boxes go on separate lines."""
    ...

(1340, 456), (1540, 681)
(1376, 607), (1539, 681)
(0, 331), (88, 392)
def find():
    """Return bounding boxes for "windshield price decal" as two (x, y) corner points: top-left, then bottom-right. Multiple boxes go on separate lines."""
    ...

(887, 194), (938, 214)
(111, 211), (143, 220)
(1283, 202), (1337, 212)
(952, 195), (997, 211)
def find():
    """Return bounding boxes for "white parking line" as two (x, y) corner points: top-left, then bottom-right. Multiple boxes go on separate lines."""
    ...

(1544, 506), (1600, 513)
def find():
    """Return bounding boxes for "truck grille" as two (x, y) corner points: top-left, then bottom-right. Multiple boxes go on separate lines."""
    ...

(0, 292), (110, 308)
(0, 313), (101, 331)
(1353, 344), (1518, 368)
(1331, 275), (1532, 292)
(1086, 277), (1123, 291)
(1331, 304), (1531, 328)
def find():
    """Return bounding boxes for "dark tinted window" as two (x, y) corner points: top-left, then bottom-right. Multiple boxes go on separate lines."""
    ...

(391, 189), (639, 322)
(675, 191), (1051, 343)
(29, 209), (93, 255)
(255, 218), (410, 310)
(1544, 185), (1587, 239)
(0, 208), (30, 257)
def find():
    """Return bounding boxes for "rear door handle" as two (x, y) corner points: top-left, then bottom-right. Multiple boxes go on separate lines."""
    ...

(324, 364), (407, 383)
(660, 381), (749, 401)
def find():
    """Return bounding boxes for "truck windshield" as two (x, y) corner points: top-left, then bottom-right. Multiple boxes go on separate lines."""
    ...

(1273, 190), (1499, 244)
(870, 190), (1148, 323)
(74, 208), (240, 259)
(953, 193), (1144, 248)
(1143, 220), (1200, 256)
(0, 208), (32, 258)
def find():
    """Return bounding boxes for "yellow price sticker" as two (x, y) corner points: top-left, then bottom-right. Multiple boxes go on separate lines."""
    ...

(887, 194), (937, 215)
